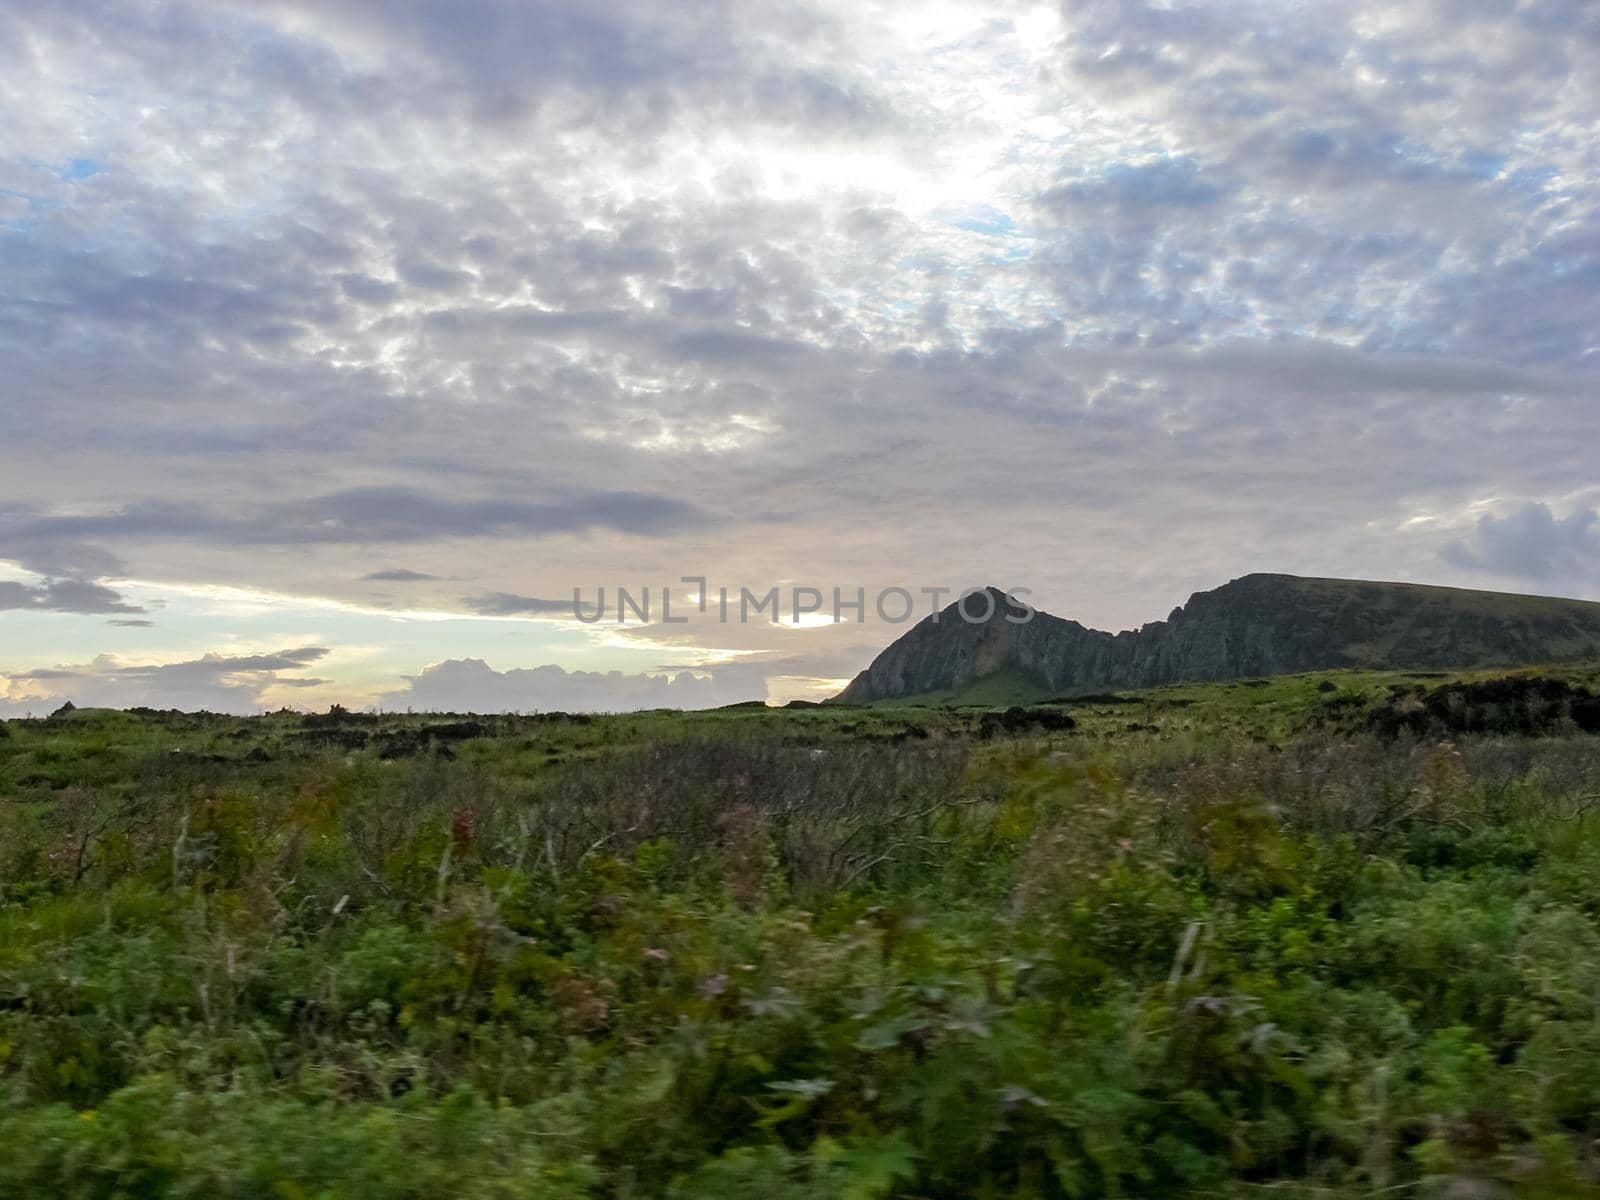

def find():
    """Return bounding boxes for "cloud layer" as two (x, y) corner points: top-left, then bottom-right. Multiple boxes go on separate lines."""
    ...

(0, 647), (329, 716)
(2, 0), (1597, 707)
(375, 658), (768, 713)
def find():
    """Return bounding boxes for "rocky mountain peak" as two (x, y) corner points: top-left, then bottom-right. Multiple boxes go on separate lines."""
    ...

(834, 574), (1600, 704)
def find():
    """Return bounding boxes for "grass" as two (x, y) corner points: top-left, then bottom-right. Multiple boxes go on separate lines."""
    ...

(3, 666), (1600, 1195)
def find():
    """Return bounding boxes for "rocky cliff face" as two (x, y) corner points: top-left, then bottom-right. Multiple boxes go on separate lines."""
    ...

(834, 575), (1600, 704)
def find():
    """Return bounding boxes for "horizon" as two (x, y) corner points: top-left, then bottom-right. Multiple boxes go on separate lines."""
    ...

(3, 0), (1598, 714)
(9, 569), (1600, 717)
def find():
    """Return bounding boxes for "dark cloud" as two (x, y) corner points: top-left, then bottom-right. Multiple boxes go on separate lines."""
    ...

(1443, 503), (1600, 582)
(8, 487), (711, 547)
(463, 592), (586, 617)
(361, 568), (442, 582)
(0, 537), (125, 580)
(338, 274), (399, 304)
(1042, 157), (1229, 216)
(167, 647), (329, 672)
(0, 578), (143, 614)
(397, 258), (474, 292)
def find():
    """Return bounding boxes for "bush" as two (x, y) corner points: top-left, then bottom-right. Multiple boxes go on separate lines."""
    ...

(3, 694), (1600, 1194)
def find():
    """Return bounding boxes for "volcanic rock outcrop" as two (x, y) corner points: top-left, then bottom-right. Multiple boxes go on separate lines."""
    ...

(834, 575), (1600, 703)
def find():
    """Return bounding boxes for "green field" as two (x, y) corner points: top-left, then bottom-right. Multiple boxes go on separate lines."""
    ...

(4, 667), (1600, 1196)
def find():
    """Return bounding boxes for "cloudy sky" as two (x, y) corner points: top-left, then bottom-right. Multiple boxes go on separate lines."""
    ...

(2, 0), (1598, 714)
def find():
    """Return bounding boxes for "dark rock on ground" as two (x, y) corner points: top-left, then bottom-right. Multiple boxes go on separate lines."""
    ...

(978, 706), (1077, 739)
(1369, 676), (1600, 737)
(427, 720), (489, 741)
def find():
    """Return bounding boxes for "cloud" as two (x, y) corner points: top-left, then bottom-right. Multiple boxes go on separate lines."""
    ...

(374, 657), (768, 713)
(191, 648), (329, 671)
(0, 578), (143, 614)
(1443, 503), (1600, 582)
(463, 592), (587, 617)
(0, 536), (126, 580)
(1129, 341), (1563, 397)
(361, 568), (442, 582)
(0, 646), (329, 716)
(6, 486), (712, 548)
(1042, 157), (1229, 217)
(2, 0), (1600, 705)
(240, 0), (897, 137)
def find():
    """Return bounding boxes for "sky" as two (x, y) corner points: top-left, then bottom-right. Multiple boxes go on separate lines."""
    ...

(1, 0), (1598, 714)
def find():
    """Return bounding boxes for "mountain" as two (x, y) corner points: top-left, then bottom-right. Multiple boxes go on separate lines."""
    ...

(833, 574), (1600, 704)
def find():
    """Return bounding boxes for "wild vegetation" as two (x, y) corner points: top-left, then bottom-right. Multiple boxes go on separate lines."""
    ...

(4, 666), (1600, 1197)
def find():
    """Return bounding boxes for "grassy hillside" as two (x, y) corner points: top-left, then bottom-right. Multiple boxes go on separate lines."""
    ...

(1281, 575), (1600, 664)
(1289, 574), (1600, 619)
(877, 664), (1058, 708)
(5, 669), (1600, 1195)
(883, 658), (1600, 715)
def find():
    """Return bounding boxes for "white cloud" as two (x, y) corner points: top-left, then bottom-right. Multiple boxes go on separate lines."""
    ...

(374, 657), (768, 713)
